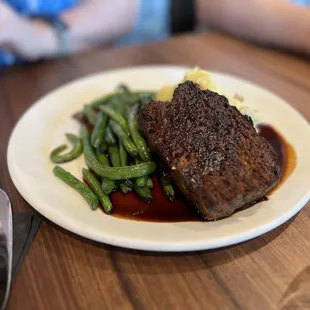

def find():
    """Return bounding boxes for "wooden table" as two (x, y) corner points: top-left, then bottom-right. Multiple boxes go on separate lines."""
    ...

(1, 32), (310, 310)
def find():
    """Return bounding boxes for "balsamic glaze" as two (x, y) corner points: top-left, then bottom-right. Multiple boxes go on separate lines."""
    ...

(111, 177), (201, 222)
(257, 124), (296, 191)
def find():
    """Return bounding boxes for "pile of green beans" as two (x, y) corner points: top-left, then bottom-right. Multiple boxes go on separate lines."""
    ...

(50, 85), (175, 214)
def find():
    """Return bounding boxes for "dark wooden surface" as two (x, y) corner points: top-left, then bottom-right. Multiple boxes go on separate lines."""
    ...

(1, 32), (310, 310)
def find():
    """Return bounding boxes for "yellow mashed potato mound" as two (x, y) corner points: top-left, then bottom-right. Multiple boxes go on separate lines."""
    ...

(156, 67), (260, 124)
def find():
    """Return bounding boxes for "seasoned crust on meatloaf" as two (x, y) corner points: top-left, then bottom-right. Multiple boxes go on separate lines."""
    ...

(138, 81), (280, 220)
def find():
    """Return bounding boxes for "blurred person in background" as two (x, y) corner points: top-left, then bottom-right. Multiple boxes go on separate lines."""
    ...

(1, 0), (310, 67)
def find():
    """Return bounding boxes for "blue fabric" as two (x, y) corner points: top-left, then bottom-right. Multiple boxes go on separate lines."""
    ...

(4, 0), (79, 16)
(0, 51), (16, 66)
(114, 0), (171, 46)
(294, 0), (310, 5)
(0, 0), (79, 66)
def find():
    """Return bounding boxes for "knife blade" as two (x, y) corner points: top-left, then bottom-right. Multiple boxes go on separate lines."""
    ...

(0, 190), (12, 310)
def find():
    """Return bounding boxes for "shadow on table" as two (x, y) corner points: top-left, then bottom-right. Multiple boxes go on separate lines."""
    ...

(38, 208), (297, 274)
(278, 265), (310, 310)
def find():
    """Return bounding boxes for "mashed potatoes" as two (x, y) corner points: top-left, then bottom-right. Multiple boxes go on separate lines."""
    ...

(157, 67), (260, 124)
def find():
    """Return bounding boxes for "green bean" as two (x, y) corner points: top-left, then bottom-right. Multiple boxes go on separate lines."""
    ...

(95, 149), (110, 166)
(108, 94), (124, 114)
(50, 145), (67, 160)
(82, 168), (112, 213)
(119, 141), (128, 167)
(117, 84), (130, 94)
(104, 93), (127, 115)
(136, 178), (147, 187)
(90, 93), (115, 109)
(81, 125), (156, 180)
(118, 141), (132, 194)
(108, 144), (132, 194)
(133, 184), (153, 203)
(94, 93), (127, 113)
(127, 104), (151, 161)
(84, 105), (97, 126)
(53, 166), (98, 210)
(105, 126), (117, 146)
(91, 111), (108, 148)
(114, 91), (137, 110)
(100, 105), (130, 136)
(160, 173), (175, 201)
(95, 145), (118, 194)
(74, 111), (85, 122)
(101, 179), (117, 195)
(90, 91), (155, 109)
(146, 177), (153, 189)
(90, 90), (138, 109)
(138, 92), (156, 106)
(97, 140), (108, 152)
(108, 145), (121, 167)
(131, 91), (155, 103)
(138, 91), (156, 96)
(109, 120), (138, 157)
(50, 134), (83, 163)
(134, 158), (148, 187)
(120, 179), (133, 194)
(95, 148), (117, 194)
(136, 175), (147, 187)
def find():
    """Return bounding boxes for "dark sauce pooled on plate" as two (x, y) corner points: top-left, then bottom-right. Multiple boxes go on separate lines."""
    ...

(257, 124), (296, 192)
(110, 124), (296, 222)
(111, 177), (200, 222)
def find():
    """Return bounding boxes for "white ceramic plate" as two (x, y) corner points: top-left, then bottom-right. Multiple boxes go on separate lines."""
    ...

(7, 66), (310, 252)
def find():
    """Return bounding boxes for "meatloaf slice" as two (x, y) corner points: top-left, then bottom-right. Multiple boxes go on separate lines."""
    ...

(138, 81), (281, 220)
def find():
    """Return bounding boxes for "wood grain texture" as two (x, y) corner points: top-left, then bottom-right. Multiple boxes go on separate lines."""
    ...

(0, 32), (310, 310)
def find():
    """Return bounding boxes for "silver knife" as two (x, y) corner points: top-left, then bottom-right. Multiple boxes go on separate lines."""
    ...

(0, 190), (12, 310)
